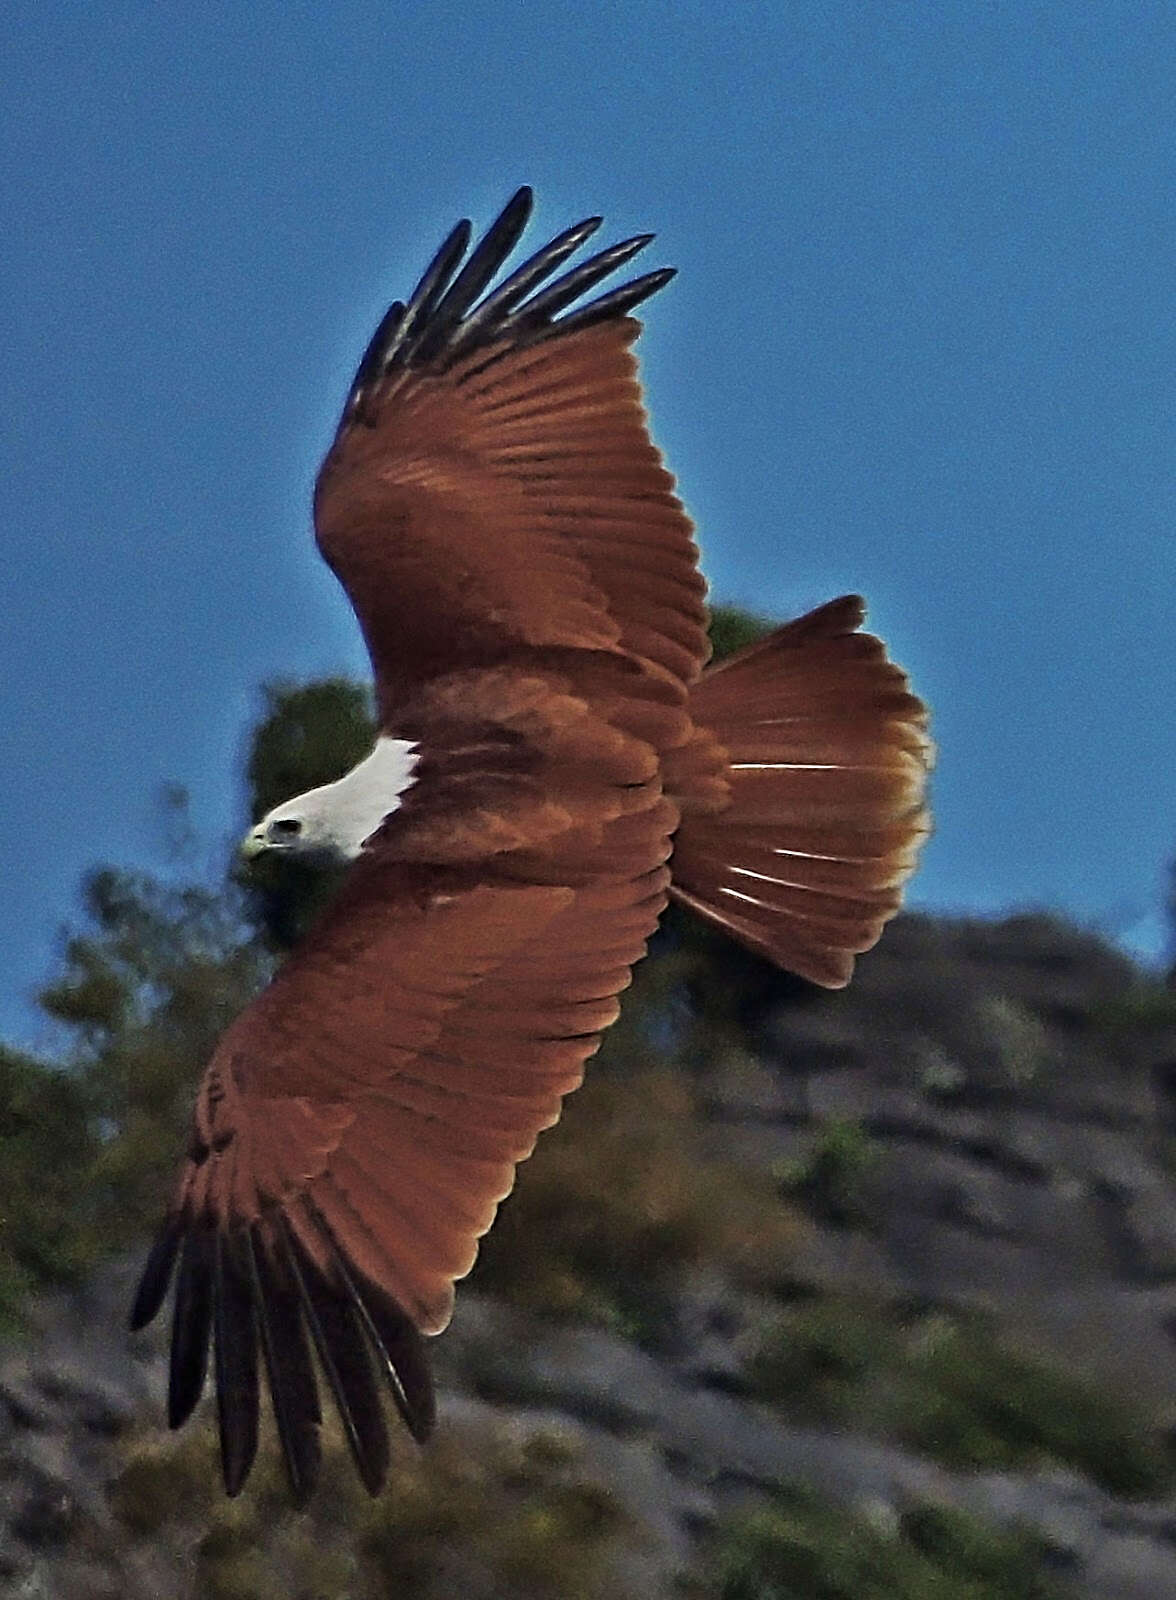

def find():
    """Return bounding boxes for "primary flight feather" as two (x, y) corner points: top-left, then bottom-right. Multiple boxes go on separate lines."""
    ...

(131, 186), (932, 1502)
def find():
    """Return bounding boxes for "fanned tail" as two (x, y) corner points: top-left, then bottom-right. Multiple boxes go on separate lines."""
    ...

(669, 596), (932, 988)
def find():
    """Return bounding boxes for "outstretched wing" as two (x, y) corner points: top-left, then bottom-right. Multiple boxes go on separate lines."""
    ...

(130, 795), (677, 1504)
(314, 187), (709, 715)
(131, 190), (702, 1504)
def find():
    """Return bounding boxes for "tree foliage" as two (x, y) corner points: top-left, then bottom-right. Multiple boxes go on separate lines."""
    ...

(705, 602), (773, 663)
(0, 867), (270, 1323)
(0, 1044), (94, 1330)
(238, 678), (375, 949)
(245, 678), (375, 824)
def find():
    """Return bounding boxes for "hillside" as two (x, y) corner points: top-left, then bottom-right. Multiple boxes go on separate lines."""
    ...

(4, 908), (1176, 1599)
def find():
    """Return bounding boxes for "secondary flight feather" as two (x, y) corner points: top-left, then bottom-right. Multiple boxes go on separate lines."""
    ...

(131, 186), (932, 1502)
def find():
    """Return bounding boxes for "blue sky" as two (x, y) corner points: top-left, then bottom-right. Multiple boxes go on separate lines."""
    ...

(3, 2), (1174, 1047)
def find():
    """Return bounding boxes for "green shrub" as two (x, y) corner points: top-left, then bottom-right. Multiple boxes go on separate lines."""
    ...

(894, 1319), (1174, 1497)
(774, 1120), (880, 1229)
(0, 1047), (98, 1329)
(747, 1299), (1174, 1498)
(747, 1294), (892, 1422)
(1091, 985), (1176, 1033)
(702, 1482), (1073, 1599)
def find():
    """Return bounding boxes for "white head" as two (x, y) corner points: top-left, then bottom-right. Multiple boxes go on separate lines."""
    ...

(240, 736), (419, 864)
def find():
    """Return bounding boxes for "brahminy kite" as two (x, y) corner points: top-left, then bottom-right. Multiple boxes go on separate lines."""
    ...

(130, 186), (931, 1501)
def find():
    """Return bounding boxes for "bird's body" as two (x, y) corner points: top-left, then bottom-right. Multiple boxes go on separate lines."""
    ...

(131, 187), (932, 1502)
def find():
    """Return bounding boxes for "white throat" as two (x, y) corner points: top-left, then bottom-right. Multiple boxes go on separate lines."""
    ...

(262, 736), (419, 859)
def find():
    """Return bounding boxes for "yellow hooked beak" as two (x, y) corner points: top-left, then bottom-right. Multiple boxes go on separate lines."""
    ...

(240, 827), (268, 860)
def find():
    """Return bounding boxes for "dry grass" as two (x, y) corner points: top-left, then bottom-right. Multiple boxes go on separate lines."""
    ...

(110, 1405), (643, 1600)
(472, 1064), (806, 1344)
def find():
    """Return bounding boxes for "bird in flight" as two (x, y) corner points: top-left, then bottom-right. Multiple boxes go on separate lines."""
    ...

(130, 186), (931, 1502)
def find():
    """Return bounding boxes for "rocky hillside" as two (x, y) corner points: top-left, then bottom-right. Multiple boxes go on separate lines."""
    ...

(4, 910), (1176, 1599)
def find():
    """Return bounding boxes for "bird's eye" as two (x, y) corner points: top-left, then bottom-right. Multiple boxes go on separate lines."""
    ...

(271, 818), (302, 836)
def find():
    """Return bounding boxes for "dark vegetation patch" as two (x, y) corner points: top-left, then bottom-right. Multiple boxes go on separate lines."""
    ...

(746, 1294), (1175, 1498)
(695, 1482), (1076, 1600)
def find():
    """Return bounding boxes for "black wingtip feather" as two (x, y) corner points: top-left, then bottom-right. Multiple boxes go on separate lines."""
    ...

(168, 1227), (215, 1429)
(445, 214), (604, 363)
(403, 216), (474, 331)
(129, 1217), (183, 1331)
(214, 1231), (260, 1497)
(496, 233), (657, 335)
(246, 1227), (322, 1508)
(131, 1208), (434, 1502)
(411, 185), (534, 366)
(349, 215), (474, 409)
(280, 1220), (391, 1496)
(354, 1275), (436, 1444)
(540, 267), (679, 340)
(302, 1197), (436, 1444)
(339, 186), (673, 423)
(346, 300), (405, 416)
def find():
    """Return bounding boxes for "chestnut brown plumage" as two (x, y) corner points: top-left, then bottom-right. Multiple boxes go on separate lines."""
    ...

(131, 186), (931, 1502)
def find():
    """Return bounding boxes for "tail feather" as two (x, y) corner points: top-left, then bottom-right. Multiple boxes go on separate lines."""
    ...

(669, 595), (932, 988)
